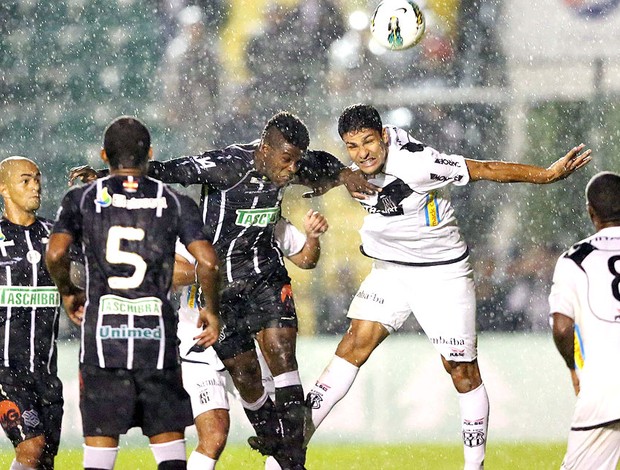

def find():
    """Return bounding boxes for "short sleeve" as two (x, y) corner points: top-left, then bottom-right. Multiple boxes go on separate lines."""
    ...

(548, 254), (579, 320)
(274, 218), (306, 257)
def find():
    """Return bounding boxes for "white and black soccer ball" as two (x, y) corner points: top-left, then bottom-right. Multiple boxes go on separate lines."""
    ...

(370, 0), (426, 51)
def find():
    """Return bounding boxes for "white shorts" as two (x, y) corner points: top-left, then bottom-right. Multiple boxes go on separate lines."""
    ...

(562, 421), (620, 470)
(181, 360), (230, 419)
(347, 258), (477, 362)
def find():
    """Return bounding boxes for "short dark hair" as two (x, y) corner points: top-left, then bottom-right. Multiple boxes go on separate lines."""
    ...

(338, 104), (383, 137)
(586, 171), (620, 222)
(103, 116), (151, 169)
(262, 112), (310, 151)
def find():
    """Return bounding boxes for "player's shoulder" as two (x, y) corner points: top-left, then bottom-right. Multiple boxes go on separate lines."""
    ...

(384, 125), (425, 154)
(34, 216), (54, 231)
(562, 240), (597, 269)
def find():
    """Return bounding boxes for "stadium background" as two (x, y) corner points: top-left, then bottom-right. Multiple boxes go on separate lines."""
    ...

(1, 0), (620, 467)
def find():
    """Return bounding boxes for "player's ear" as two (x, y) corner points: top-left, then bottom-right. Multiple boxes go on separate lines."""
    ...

(148, 147), (154, 161)
(100, 148), (109, 164)
(382, 127), (389, 144)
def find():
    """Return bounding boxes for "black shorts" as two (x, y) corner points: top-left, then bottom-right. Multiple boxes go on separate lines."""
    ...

(0, 367), (63, 455)
(79, 364), (193, 438)
(213, 274), (298, 360)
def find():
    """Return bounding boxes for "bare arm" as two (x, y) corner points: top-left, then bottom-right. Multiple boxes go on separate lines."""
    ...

(172, 253), (196, 289)
(466, 144), (592, 183)
(186, 239), (221, 347)
(45, 232), (85, 325)
(552, 312), (580, 395)
(287, 210), (328, 269)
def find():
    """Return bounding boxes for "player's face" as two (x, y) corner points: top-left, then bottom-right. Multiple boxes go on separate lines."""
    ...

(0, 160), (42, 213)
(260, 138), (303, 187)
(342, 128), (388, 176)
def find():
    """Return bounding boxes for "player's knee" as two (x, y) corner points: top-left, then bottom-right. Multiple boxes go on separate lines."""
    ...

(446, 361), (482, 392)
(15, 435), (46, 466)
(197, 428), (228, 459)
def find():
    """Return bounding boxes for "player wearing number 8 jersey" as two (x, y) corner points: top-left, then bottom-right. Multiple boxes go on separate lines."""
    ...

(549, 171), (620, 470)
(46, 116), (221, 470)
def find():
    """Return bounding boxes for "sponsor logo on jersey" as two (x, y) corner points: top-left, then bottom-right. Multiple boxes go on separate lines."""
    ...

(574, 324), (585, 370)
(98, 324), (162, 340)
(99, 294), (163, 316)
(430, 173), (463, 183)
(424, 191), (440, 227)
(0, 228), (15, 248)
(0, 229), (5, 241)
(111, 193), (168, 210)
(95, 187), (112, 208)
(0, 286), (60, 307)
(435, 158), (460, 167)
(235, 207), (280, 228)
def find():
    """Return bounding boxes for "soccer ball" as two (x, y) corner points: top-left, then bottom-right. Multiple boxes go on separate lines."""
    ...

(370, 0), (426, 51)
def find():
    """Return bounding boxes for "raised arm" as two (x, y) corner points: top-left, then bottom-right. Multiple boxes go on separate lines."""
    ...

(466, 144), (592, 183)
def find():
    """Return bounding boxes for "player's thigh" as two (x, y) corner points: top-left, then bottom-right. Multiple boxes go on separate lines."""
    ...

(347, 262), (412, 333)
(79, 364), (137, 437)
(0, 369), (48, 448)
(406, 259), (477, 362)
(181, 361), (230, 420)
(37, 373), (63, 456)
(136, 366), (193, 437)
(562, 422), (620, 470)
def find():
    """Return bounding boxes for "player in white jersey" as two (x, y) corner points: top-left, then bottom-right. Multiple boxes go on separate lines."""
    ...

(549, 171), (620, 470)
(304, 104), (592, 470)
(174, 210), (328, 470)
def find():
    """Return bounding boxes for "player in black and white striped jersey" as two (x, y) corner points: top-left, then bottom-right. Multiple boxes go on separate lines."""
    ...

(46, 116), (221, 470)
(0, 156), (63, 470)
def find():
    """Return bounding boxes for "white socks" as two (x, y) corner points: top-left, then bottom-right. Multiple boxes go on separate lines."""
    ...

(305, 355), (359, 444)
(83, 445), (119, 470)
(9, 460), (35, 470)
(149, 439), (187, 465)
(187, 450), (217, 470)
(458, 383), (489, 470)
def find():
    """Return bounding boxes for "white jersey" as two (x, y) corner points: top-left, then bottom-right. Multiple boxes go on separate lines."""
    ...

(175, 218), (306, 367)
(354, 126), (470, 265)
(548, 226), (620, 429)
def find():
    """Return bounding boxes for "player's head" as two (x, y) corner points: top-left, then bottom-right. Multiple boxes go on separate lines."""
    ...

(0, 156), (42, 215)
(586, 171), (620, 228)
(256, 112), (309, 187)
(102, 116), (152, 171)
(338, 104), (388, 176)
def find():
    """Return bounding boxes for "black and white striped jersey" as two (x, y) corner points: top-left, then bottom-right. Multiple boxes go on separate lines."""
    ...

(0, 217), (60, 374)
(148, 142), (343, 284)
(52, 175), (207, 370)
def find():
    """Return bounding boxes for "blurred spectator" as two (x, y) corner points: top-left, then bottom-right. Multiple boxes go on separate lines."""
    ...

(246, 0), (344, 129)
(159, 4), (226, 152)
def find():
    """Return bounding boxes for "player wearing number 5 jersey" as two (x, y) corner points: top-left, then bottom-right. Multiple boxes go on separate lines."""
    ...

(549, 171), (620, 470)
(304, 104), (592, 470)
(46, 116), (221, 470)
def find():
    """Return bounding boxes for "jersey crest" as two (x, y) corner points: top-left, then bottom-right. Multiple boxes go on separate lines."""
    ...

(361, 176), (413, 216)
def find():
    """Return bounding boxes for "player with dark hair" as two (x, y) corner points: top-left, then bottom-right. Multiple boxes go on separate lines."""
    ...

(69, 111), (374, 470)
(0, 157), (63, 470)
(303, 103), (591, 470)
(549, 171), (620, 470)
(47, 116), (221, 470)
